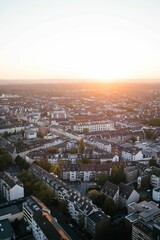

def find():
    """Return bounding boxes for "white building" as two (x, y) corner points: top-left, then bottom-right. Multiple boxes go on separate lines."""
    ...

(150, 174), (160, 188)
(152, 187), (160, 202)
(73, 121), (114, 133)
(122, 148), (143, 161)
(93, 139), (112, 153)
(0, 172), (24, 201)
(24, 129), (37, 140)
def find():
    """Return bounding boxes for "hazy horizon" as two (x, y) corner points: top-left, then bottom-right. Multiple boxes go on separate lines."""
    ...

(0, 78), (160, 85)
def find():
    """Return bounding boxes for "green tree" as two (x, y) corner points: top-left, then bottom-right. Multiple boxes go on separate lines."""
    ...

(19, 171), (55, 205)
(15, 155), (29, 170)
(78, 138), (85, 154)
(77, 213), (85, 228)
(149, 156), (157, 167)
(0, 153), (12, 171)
(102, 197), (117, 217)
(88, 190), (106, 208)
(109, 165), (125, 184)
(97, 172), (107, 186)
(88, 190), (100, 202)
(3, 131), (9, 138)
(147, 117), (160, 127)
(36, 158), (52, 172)
(144, 129), (153, 140)
(130, 135), (137, 143)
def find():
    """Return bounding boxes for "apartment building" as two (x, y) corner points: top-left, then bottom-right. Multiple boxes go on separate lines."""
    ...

(23, 195), (71, 240)
(122, 148), (143, 161)
(29, 164), (110, 239)
(73, 121), (114, 133)
(0, 172), (24, 201)
(126, 201), (160, 239)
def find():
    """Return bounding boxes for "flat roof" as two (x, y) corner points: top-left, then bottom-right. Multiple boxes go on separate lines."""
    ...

(125, 213), (138, 222)
(0, 205), (20, 217)
(0, 219), (15, 239)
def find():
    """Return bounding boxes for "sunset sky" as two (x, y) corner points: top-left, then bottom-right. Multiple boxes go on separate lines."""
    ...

(0, 0), (160, 82)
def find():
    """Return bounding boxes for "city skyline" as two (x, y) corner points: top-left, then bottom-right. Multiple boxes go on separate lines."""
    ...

(0, 0), (160, 83)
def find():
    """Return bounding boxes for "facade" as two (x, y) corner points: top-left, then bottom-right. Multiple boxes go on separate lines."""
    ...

(73, 121), (114, 133)
(119, 183), (140, 207)
(24, 129), (37, 140)
(61, 163), (110, 182)
(0, 172), (24, 201)
(86, 211), (110, 240)
(152, 187), (160, 202)
(125, 166), (138, 183)
(122, 148), (143, 161)
(150, 174), (160, 188)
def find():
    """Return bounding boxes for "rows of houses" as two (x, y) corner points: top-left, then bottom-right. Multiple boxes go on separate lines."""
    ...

(29, 163), (111, 240)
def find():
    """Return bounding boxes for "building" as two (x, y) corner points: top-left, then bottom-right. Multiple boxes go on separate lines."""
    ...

(124, 166), (138, 183)
(24, 129), (37, 140)
(119, 183), (140, 207)
(125, 201), (160, 239)
(102, 181), (119, 204)
(0, 204), (23, 222)
(23, 195), (72, 240)
(150, 174), (160, 188)
(0, 172), (24, 201)
(152, 187), (160, 202)
(86, 211), (110, 240)
(73, 121), (114, 133)
(29, 164), (111, 239)
(122, 147), (143, 161)
(0, 219), (16, 240)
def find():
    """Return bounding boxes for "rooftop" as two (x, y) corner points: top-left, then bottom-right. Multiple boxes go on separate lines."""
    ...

(0, 219), (15, 240)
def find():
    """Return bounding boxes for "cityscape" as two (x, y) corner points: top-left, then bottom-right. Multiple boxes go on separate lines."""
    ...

(1, 0), (160, 240)
(0, 82), (160, 240)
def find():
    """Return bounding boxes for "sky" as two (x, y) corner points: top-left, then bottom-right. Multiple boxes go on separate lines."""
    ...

(0, 0), (160, 83)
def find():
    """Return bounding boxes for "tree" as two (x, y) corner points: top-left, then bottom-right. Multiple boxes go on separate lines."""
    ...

(149, 156), (157, 167)
(59, 200), (69, 216)
(102, 197), (117, 216)
(77, 213), (85, 228)
(78, 138), (85, 154)
(88, 190), (100, 202)
(3, 131), (9, 138)
(47, 147), (59, 154)
(50, 164), (61, 177)
(97, 172), (107, 186)
(0, 153), (12, 171)
(83, 128), (89, 134)
(130, 135), (137, 143)
(144, 129), (153, 140)
(19, 171), (55, 205)
(36, 158), (52, 172)
(15, 155), (29, 170)
(109, 165), (125, 184)
(88, 190), (106, 208)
